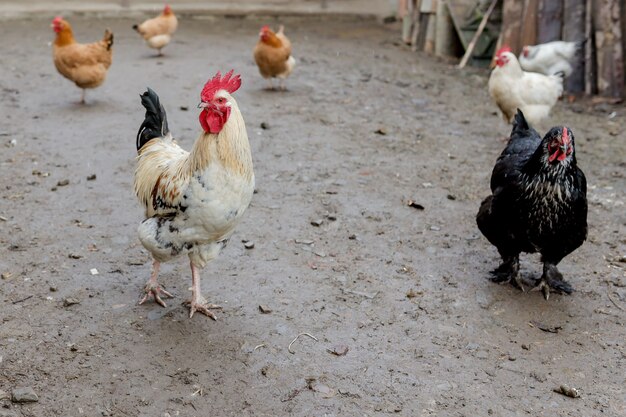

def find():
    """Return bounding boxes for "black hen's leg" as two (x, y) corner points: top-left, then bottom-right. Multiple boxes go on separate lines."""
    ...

(535, 263), (574, 300)
(489, 254), (525, 291)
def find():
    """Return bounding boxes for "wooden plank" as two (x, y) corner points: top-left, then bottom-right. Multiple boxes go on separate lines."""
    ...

(416, 11), (431, 51)
(563, 0), (586, 93)
(424, 13), (438, 53)
(435, 0), (455, 56)
(501, 0), (524, 54)
(420, 0), (437, 13)
(410, 0), (422, 49)
(537, 0), (564, 43)
(458, 0), (499, 68)
(520, 0), (539, 47)
(584, 0), (596, 95)
(593, 0), (624, 97)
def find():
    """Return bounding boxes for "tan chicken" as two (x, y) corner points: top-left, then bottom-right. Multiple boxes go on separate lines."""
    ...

(133, 4), (178, 56)
(51, 17), (113, 104)
(134, 71), (254, 319)
(253, 25), (296, 90)
(488, 46), (563, 126)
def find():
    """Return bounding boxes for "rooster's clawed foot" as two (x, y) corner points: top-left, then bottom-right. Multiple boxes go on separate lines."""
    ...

(184, 294), (222, 320)
(139, 282), (173, 307)
(533, 265), (574, 300)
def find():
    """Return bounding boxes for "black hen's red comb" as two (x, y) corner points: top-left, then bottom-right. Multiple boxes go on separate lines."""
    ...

(201, 70), (242, 100)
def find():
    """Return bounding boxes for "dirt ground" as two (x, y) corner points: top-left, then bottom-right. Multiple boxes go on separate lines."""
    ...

(0, 14), (625, 417)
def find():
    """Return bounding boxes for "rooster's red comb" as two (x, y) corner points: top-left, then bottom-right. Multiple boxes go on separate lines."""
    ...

(496, 45), (512, 57)
(201, 70), (242, 100)
(261, 25), (271, 32)
(52, 16), (63, 24)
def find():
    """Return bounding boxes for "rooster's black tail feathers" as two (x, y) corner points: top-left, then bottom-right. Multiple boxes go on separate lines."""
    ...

(137, 88), (169, 152)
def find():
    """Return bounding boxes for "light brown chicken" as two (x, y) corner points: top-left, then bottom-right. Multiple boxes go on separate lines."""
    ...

(253, 25), (296, 90)
(133, 4), (178, 56)
(52, 17), (113, 104)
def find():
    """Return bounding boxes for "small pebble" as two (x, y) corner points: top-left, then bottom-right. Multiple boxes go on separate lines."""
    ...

(0, 389), (9, 400)
(348, 234), (357, 240)
(179, 106), (189, 111)
(90, 268), (99, 275)
(87, 174), (97, 181)
(521, 344), (530, 350)
(63, 297), (80, 307)
(260, 122), (270, 130)
(244, 241), (255, 249)
(311, 219), (323, 227)
(258, 305), (272, 314)
(12, 386), (38, 403)
(57, 179), (69, 187)
(295, 239), (314, 245)
(554, 384), (580, 398)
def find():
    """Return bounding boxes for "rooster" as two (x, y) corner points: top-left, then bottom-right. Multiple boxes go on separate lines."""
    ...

(476, 110), (587, 299)
(51, 16), (113, 104)
(133, 4), (178, 56)
(134, 70), (254, 319)
(519, 40), (585, 78)
(253, 25), (296, 90)
(489, 46), (563, 126)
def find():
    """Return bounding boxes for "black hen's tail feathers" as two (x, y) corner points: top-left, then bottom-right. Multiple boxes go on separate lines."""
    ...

(136, 88), (169, 152)
(511, 109), (530, 135)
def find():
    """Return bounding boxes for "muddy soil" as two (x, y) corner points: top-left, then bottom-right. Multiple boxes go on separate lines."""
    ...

(0, 15), (625, 417)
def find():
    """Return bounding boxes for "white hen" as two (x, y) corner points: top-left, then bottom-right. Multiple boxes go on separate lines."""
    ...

(519, 40), (584, 77)
(489, 47), (563, 126)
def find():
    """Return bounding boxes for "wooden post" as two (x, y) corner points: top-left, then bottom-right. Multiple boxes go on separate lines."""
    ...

(424, 13), (437, 53)
(435, 0), (455, 56)
(584, 0), (596, 95)
(521, 0), (539, 48)
(593, 0), (624, 97)
(410, 0), (423, 50)
(563, 0), (586, 93)
(502, 0), (524, 54)
(422, 0), (438, 54)
(537, 0), (564, 43)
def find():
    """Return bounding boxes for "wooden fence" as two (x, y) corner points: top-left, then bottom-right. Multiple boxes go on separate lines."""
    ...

(400, 0), (626, 99)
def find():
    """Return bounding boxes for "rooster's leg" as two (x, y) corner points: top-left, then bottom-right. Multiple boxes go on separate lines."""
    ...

(139, 259), (173, 307)
(80, 89), (86, 104)
(489, 254), (525, 291)
(184, 262), (222, 320)
(534, 263), (574, 300)
(266, 78), (274, 91)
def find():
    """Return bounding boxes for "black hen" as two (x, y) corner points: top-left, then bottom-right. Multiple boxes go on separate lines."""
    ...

(476, 109), (587, 299)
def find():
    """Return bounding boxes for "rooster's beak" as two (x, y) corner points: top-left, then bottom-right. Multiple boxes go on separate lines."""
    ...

(198, 102), (209, 109)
